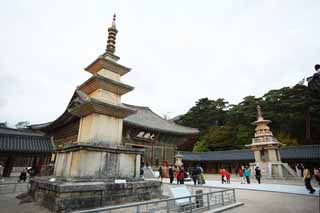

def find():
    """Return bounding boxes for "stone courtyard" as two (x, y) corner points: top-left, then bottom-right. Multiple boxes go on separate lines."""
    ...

(1, 176), (319, 213)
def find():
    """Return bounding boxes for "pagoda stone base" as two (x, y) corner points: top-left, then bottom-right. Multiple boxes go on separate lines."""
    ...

(250, 162), (297, 179)
(29, 178), (162, 212)
(54, 144), (142, 178)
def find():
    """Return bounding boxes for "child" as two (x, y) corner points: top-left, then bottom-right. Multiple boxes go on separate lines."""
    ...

(225, 170), (231, 184)
(239, 167), (245, 184)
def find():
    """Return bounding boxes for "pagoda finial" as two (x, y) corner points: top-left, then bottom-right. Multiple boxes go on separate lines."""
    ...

(257, 105), (264, 120)
(106, 13), (118, 54)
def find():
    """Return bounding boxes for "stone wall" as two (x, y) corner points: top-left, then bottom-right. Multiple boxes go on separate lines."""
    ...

(30, 179), (162, 212)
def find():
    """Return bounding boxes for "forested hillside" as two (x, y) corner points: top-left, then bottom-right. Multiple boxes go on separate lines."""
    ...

(176, 84), (320, 152)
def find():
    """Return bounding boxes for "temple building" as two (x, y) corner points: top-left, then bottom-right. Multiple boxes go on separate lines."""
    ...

(30, 16), (198, 170)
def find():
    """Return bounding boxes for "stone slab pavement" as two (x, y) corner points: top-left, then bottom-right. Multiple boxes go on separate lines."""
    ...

(161, 178), (320, 197)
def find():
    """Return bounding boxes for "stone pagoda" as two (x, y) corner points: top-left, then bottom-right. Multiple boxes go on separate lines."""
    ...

(247, 105), (297, 178)
(30, 15), (161, 212)
(52, 14), (142, 179)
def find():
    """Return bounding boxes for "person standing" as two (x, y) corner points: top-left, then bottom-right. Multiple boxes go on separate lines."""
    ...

(192, 166), (199, 186)
(225, 170), (231, 184)
(314, 167), (320, 185)
(255, 166), (261, 184)
(18, 168), (27, 182)
(239, 166), (245, 184)
(304, 167), (316, 194)
(158, 166), (163, 181)
(298, 163), (304, 178)
(168, 165), (174, 184)
(244, 166), (251, 184)
(179, 167), (185, 184)
(220, 167), (226, 184)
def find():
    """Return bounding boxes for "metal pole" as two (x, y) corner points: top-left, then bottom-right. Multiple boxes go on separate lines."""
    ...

(166, 200), (170, 213)
(189, 197), (192, 213)
(13, 183), (17, 193)
(136, 205), (140, 213)
(207, 193), (210, 210)
(233, 189), (236, 203)
(221, 191), (224, 206)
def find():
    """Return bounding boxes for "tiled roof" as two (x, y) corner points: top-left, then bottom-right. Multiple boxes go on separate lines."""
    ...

(30, 95), (199, 135)
(181, 145), (320, 161)
(123, 104), (199, 135)
(0, 127), (54, 153)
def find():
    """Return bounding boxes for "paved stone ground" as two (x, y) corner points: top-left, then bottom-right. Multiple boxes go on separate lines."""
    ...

(161, 175), (320, 197)
(0, 177), (319, 213)
(225, 189), (319, 213)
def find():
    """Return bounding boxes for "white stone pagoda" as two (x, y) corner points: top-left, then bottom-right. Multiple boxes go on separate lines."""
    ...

(247, 105), (297, 178)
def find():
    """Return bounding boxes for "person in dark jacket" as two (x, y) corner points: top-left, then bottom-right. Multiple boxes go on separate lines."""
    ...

(18, 168), (27, 182)
(168, 165), (174, 184)
(255, 166), (261, 184)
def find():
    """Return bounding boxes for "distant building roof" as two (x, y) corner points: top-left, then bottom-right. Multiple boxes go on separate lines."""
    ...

(181, 145), (320, 161)
(123, 104), (199, 135)
(0, 127), (54, 153)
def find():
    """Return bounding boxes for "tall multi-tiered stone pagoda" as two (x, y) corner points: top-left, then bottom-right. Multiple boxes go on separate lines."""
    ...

(53, 14), (141, 178)
(247, 105), (297, 178)
(30, 15), (162, 212)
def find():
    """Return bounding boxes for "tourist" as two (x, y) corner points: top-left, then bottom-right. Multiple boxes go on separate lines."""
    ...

(176, 167), (184, 184)
(255, 166), (261, 184)
(168, 165), (174, 184)
(239, 166), (245, 184)
(304, 167), (316, 194)
(158, 166), (163, 181)
(179, 167), (185, 184)
(315, 168), (320, 185)
(192, 166), (199, 186)
(225, 170), (231, 184)
(297, 163), (304, 177)
(244, 166), (251, 184)
(18, 168), (27, 182)
(199, 165), (205, 185)
(219, 167), (226, 184)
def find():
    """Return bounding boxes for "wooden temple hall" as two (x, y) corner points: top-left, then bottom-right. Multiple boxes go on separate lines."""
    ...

(30, 104), (198, 167)
(29, 15), (198, 169)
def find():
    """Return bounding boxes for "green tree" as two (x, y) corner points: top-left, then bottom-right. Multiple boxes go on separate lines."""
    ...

(15, 121), (30, 129)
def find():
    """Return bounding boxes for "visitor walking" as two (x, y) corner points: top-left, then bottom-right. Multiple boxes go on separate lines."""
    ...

(297, 163), (304, 177)
(179, 167), (185, 184)
(18, 168), (27, 182)
(192, 166), (199, 186)
(255, 166), (261, 184)
(168, 165), (174, 184)
(158, 166), (163, 181)
(314, 167), (320, 185)
(304, 167), (316, 194)
(244, 166), (251, 184)
(225, 170), (231, 184)
(219, 167), (226, 184)
(239, 166), (245, 184)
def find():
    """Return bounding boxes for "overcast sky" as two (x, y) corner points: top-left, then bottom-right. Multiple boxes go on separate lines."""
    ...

(1, 0), (319, 126)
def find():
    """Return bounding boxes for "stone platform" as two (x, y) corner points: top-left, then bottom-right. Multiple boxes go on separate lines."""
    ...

(29, 178), (162, 212)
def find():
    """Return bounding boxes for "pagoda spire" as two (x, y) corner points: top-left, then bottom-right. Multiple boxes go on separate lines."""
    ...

(257, 105), (263, 120)
(106, 14), (118, 54)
